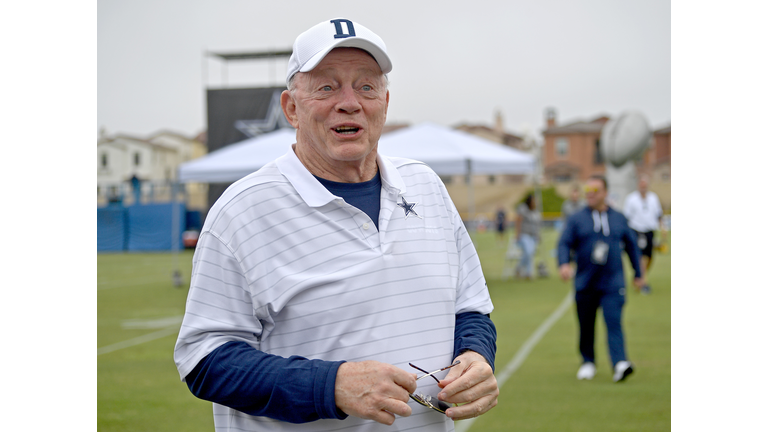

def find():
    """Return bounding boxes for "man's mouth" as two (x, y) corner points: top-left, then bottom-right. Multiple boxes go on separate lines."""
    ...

(334, 126), (360, 135)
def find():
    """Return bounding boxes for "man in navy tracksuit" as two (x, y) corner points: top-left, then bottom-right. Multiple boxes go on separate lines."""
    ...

(558, 175), (644, 382)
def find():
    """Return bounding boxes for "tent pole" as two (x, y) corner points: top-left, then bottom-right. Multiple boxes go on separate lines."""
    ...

(171, 181), (183, 288)
(466, 159), (475, 229)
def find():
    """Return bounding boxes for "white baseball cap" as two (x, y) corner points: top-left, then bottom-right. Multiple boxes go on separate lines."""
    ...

(286, 18), (392, 86)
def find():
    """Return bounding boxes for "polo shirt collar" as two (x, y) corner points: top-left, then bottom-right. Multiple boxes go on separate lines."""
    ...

(377, 152), (407, 196)
(275, 145), (407, 208)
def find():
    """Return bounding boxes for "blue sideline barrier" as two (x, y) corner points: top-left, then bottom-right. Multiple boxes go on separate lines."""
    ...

(97, 203), (186, 252)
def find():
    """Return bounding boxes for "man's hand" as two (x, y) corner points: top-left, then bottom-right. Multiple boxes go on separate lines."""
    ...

(633, 277), (645, 289)
(335, 361), (417, 425)
(559, 263), (573, 281)
(436, 351), (498, 420)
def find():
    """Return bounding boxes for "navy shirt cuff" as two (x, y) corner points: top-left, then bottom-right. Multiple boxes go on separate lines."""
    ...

(316, 360), (348, 420)
(454, 312), (497, 372)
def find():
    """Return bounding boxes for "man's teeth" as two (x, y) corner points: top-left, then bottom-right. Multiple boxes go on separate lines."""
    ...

(335, 126), (359, 134)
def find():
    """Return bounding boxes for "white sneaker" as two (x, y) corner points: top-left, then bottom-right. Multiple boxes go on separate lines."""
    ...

(613, 361), (634, 382)
(577, 362), (596, 380)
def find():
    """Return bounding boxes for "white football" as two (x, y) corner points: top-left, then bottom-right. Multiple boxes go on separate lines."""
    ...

(600, 111), (652, 167)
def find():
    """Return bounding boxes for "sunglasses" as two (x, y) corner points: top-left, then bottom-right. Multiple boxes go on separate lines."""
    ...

(408, 360), (460, 414)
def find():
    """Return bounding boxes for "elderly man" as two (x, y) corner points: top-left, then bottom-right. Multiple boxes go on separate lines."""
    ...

(558, 175), (644, 383)
(623, 173), (666, 294)
(174, 18), (498, 432)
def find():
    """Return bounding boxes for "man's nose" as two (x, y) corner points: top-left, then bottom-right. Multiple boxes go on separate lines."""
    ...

(335, 86), (362, 113)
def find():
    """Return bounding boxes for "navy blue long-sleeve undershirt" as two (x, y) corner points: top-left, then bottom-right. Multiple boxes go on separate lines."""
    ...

(184, 312), (496, 423)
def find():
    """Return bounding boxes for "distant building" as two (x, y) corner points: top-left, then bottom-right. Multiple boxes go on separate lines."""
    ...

(454, 110), (526, 150)
(542, 108), (670, 182)
(96, 130), (208, 209)
(541, 107), (671, 212)
(645, 124), (671, 182)
(541, 108), (610, 183)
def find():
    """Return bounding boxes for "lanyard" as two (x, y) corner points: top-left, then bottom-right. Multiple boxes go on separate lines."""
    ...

(591, 210), (610, 236)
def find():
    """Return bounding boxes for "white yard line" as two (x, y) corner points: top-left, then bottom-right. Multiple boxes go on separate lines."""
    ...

(121, 315), (183, 329)
(97, 326), (179, 356)
(455, 291), (573, 432)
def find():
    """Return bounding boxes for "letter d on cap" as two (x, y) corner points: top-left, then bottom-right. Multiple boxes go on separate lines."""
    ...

(330, 19), (356, 38)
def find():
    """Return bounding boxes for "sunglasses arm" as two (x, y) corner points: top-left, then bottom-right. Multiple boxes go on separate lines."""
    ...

(415, 360), (461, 381)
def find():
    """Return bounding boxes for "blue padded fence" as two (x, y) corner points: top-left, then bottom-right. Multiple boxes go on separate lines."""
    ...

(97, 203), (186, 252)
(97, 206), (127, 251)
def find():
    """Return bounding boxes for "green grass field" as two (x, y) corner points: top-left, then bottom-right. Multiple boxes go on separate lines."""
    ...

(98, 228), (670, 431)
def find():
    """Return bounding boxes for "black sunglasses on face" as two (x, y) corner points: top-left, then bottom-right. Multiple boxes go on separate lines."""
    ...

(408, 360), (460, 414)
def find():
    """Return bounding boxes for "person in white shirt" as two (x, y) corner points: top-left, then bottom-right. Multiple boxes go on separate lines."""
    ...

(173, 18), (499, 432)
(622, 174), (666, 294)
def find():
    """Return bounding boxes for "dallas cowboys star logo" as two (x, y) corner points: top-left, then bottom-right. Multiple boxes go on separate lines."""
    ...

(397, 196), (422, 219)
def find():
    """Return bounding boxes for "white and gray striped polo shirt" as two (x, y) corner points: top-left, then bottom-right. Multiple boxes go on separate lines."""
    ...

(174, 147), (493, 432)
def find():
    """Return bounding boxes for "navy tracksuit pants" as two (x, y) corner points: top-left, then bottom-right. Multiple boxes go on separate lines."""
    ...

(575, 286), (627, 367)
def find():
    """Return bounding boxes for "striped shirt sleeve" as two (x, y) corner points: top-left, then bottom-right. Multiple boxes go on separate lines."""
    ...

(174, 231), (264, 380)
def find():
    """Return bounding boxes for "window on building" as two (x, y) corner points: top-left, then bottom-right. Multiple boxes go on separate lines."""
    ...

(556, 138), (569, 158)
(594, 139), (604, 165)
(101, 153), (108, 168)
(554, 174), (572, 183)
(134, 152), (141, 166)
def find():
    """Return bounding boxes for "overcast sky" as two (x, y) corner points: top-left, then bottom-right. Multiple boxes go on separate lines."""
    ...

(97, 0), (671, 140)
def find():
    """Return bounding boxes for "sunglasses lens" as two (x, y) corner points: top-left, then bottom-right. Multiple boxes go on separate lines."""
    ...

(433, 398), (451, 414)
(410, 393), (432, 410)
(410, 393), (449, 414)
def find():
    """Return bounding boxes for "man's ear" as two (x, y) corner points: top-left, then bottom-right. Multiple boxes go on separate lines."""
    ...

(281, 90), (300, 128)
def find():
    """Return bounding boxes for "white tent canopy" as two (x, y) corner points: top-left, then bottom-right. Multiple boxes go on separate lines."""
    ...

(377, 122), (535, 175)
(377, 122), (537, 220)
(178, 128), (297, 183)
(178, 122), (535, 183)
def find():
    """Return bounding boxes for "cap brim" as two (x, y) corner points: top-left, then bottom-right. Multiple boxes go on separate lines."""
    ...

(299, 38), (392, 75)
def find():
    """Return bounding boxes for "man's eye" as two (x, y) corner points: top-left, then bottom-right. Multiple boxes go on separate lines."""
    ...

(321, 85), (332, 91)
(361, 85), (372, 91)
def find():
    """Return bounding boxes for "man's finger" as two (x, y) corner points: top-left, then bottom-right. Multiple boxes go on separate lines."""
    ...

(371, 410), (396, 426)
(441, 374), (497, 405)
(439, 361), (492, 397)
(383, 399), (413, 419)
(439, 369), (478, 399)
(393, 371), (418, 395)
(445, 394), (498, 420)
(439, 362), (468, 388)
